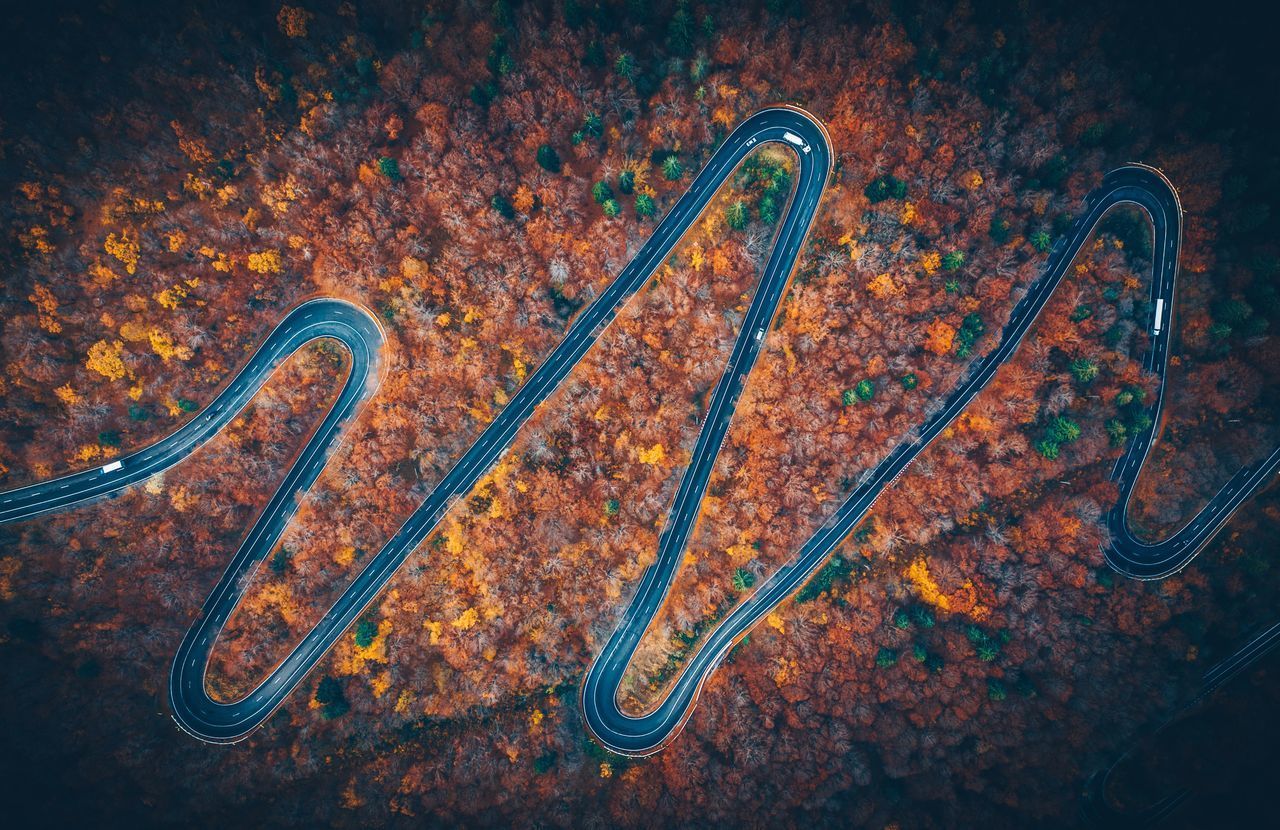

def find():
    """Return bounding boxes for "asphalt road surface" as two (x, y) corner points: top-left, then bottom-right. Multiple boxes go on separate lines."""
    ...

(1, 107), (1275, 752)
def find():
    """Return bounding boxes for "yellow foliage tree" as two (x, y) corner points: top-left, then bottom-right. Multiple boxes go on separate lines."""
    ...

(86, 340), (127, 381)
(19, 226), (55, 254)
(148, 329), (193, 362)
(260, 175), (300, 215)
(101, 190), (164, 225)
(451, 607), (479, 631)
(905, 557), (951, 611)
(725, 530), (756, 561)
(74, 444), (102, 463)
(170, 120), (214, 164)
(637, 444), (666, 465)
(247, 250), (283, 274)
(104, 231), (140, 274)
(866, 272), (903, 300)
(154, 283), (189, 310)
(28, 284), (61, 333)
(119, 321), (150, 342)
(55, 384), (80, 406)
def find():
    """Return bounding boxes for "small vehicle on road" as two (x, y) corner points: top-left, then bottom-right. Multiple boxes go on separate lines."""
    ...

(782, 131), (812, 154)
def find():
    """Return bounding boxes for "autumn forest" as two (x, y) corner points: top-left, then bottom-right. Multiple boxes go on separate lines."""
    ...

(2, 0), (1279, 827)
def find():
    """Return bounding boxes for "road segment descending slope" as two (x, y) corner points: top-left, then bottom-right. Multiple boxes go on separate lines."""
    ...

(1, 108), (1276, 752)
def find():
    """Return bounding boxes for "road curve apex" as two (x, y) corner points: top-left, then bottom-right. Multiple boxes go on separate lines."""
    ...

(771, 103), (836, 176)
(293, 295), (389, 345)
(1122, 161), (1184, 215)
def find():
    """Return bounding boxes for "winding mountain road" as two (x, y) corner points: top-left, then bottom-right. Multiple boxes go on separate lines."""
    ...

(1, 107), (1275, 753)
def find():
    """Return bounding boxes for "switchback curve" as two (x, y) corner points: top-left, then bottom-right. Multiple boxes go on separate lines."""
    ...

(1, 108), (1275, 753)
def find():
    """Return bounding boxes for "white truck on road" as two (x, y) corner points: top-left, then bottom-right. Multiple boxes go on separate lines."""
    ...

(1152, 298), (1165, 335)
(101, 460), (123, 474)
(782, 131), (812, 154)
